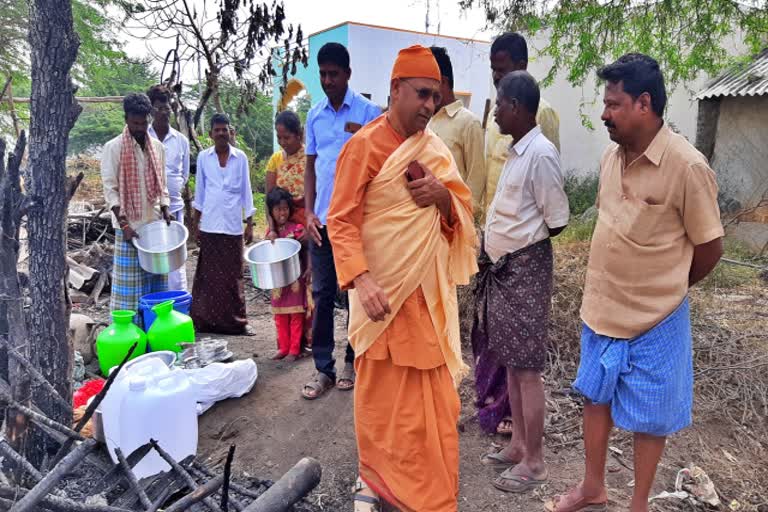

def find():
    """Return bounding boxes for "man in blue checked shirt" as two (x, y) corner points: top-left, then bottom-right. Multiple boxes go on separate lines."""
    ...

(302, 42), (381, 400)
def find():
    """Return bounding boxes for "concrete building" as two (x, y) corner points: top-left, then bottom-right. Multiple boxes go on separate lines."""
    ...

(272, 21), (491, 119)
(273, 22), (740, 182)
(696, 49), (768, 251)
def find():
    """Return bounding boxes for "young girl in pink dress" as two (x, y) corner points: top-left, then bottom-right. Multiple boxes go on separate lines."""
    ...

(266, 187), (309, 361)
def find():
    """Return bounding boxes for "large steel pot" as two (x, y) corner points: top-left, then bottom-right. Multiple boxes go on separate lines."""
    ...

(132, 220), (188, 274)
(244, 238), (301, 290)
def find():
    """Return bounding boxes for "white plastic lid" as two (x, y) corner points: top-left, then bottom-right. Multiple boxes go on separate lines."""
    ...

(128, 376), (148, 391)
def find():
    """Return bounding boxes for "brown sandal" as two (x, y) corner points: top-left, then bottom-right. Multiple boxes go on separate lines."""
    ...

(544, 492), (608, 512)
(337, 362), (355, 391)
(302, 372), (334, 400)
(493, 467), (549, 493)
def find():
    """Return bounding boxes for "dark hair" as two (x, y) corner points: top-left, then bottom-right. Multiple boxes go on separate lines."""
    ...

(490, 32), (528, 63)
(498, 71), (540, 115)
(275, 110), (302, 137)
(597, 53), (667, 117)
(146, 85), (171, 105)
(266, 187), (294, 220)
(123, 93), (152, 117)
(430, 46), (454, 89)
(210, 112), (231, 130)
(317, 42), (350, 70)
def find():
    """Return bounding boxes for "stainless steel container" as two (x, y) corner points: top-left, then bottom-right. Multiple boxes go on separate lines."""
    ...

(244, 238), (301, 290)
(132, 220), (188, 274)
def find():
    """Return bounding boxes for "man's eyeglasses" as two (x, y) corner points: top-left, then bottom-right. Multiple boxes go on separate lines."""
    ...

(401, 79), (442, 105)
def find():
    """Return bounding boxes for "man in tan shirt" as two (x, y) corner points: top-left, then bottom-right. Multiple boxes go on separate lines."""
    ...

(427, 46), (486, 218)
(551, 54), (724, 512)
(484, 32), (560, 224)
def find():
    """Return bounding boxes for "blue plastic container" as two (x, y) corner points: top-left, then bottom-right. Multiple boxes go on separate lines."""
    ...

(139, 290), (192, 331)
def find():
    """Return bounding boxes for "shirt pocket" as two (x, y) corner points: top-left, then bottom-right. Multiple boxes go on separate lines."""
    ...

(223, 170), (242, 194)
(623, 199), (676, 246)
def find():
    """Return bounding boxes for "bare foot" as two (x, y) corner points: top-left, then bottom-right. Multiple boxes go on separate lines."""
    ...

(497, 417), (514, 435)
(271, 352), (288, 360)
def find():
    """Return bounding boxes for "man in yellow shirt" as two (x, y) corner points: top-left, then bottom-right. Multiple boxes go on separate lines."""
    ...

(484, 32), (560, 222)
(427, 46), (486, 218)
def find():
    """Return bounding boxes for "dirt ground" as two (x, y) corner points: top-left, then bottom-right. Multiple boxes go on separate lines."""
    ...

(74, 244), (768, 512)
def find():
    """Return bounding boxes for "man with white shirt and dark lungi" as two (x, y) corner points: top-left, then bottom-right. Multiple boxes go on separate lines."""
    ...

(474, 71), (569, 493)
(190, 113), (256, 335)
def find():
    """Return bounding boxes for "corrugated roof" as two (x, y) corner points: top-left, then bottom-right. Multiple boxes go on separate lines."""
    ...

(696, 49), (768, 100)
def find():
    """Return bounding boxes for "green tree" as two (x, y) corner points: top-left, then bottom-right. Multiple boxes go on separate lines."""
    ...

(0, 0), (27, 78)
(129, 0), (307, 131)
(0, 0), (139, 139)
(67, 57), (158, 154)
(462, 0), (768, 90)
(203, 79), (275, 162)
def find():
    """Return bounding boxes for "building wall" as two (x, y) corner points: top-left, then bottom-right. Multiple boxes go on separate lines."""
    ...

(711, 96), (768, 208)
(346, 24), (490, 118)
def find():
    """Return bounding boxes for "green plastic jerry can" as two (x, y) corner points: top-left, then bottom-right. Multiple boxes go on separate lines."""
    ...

(146, 300), (195, 353)
(95, 310), (147, 376)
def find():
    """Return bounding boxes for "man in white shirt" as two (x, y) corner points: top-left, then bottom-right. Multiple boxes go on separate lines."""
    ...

(474, 71), (569, 492)
(190, 113), (256, 335)
(147, 85), (191, 291)
(101, 93), (172, 312)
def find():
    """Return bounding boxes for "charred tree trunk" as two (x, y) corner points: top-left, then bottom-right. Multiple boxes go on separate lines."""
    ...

(0, 134), (32, 479)
(0, 136), (26, 383)
(24, 0), (82, 460)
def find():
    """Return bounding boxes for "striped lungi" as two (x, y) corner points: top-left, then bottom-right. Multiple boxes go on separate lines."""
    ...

(574, 298), (693, 436)
(110, 229), (168, 312)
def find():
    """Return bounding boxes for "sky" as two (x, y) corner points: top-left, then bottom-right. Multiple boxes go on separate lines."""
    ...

(121, 0), (496, 82)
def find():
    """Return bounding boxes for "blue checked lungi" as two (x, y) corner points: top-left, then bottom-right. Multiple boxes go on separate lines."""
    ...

(110, 229), (167, 312)
(573, 298), (693, 436)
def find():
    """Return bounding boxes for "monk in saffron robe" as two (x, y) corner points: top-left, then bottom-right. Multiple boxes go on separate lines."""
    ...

(327, 45), (478, 512)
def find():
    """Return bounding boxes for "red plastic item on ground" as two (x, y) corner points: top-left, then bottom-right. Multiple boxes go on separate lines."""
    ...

(73, 378), (105, 409)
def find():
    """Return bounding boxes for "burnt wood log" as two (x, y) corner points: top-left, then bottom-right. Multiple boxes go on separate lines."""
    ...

(241, 458), (322, 512)
(164, 475), (224, 512)
(114, 447), (152, 511)
(90, 442), (152, 496)
(150, 439), (223, 512)
(0, 439), (43, 483)
(0, 337), (71, 413)
(0, 377), (110, 475)
(112, 455), (193, 510)
(221, 444), (236, 512)
(0, 485), (132, 512)
(0, 391), (84, 441)
(191, 462), (264, 500)
(187, 466), (245, 511)
(8, 439), (98, 512)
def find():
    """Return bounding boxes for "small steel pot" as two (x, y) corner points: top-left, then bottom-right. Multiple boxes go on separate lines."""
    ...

(132, 220), (188, 274)
(244, 238), (301, 290)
